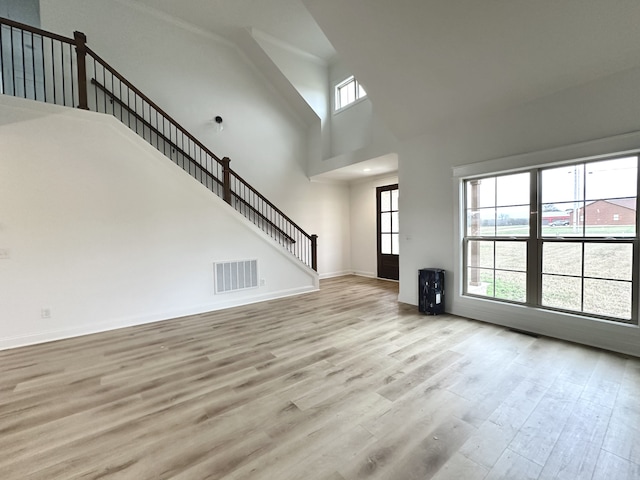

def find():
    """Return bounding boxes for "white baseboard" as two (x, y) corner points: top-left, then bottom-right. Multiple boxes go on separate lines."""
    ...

(352, 270), (376, 278)
(318, 270), (401, 282)
(0, 285), (317, 351)
(319, 270), (355, 279)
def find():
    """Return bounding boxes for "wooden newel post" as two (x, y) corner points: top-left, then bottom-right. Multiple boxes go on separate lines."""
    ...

(310, 234), (318, 272)
(222, 157), (232, 205)
(73, 31), (89, 110)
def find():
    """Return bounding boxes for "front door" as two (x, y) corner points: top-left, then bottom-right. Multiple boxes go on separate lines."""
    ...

(377, 184), (399, 280)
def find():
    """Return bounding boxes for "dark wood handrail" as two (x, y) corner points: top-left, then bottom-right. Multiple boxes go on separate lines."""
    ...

(228, 169), (314, 241)
(92, 72), (312, 242)
(86, 46), (223, 166)
(91, 78), (222, 186)
(0, 17), (74, 45)
(93, 77), (296, 244)
(231, 192), (296, 243)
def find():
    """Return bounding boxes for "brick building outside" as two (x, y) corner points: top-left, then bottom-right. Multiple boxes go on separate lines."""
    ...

(576, 198), (636, 226)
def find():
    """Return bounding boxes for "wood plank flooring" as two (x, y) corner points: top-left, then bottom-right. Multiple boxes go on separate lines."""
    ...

(1, 275), (639, 479)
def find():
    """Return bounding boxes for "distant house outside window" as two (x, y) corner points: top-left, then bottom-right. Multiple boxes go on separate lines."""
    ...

(334, 75), (366, 111)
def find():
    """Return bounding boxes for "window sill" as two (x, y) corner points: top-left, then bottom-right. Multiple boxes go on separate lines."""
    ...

(333, 95), (368, 115)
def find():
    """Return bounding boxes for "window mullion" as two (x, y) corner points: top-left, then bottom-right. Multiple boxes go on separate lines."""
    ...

(633, 155), (640, 321)
(492, 240), (497, 298)
(580, 242), (585, 313)
(528, 168), (540, 307)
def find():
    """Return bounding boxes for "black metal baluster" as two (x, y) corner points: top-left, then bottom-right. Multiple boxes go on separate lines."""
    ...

(29, 32), (36, 99)
(101, 63), (107, 113)
(157, 111), (161, 153)
(182, 135), (186, 172)
(161, 115), (166, 156)
(120, 80), (131, 127)
(138, 95), (142, 134)
(134, 93), (139, 134)
(172, 125), (177, 165)
(173, 125), (178, 165)
(185, 136), (189, 174)
(154, 108), (158, 150)
(140, 99), (148, 144)
(0, 26), (5, 95)
(40, 35), (47, 102)
(147, 102), (150, 139)
(10, 26), (16, 95)
(170, 124), (175, 163)
(50, 39), (57, 103)
(160, 118), (165, 153)
(69, 44), (76, 107)
(134, 95), (139, 134)
(127, 86), (132, 128)
(183, 133), (187, 172)
(20, 30), (27, 98)
(117, 77), (122, 122)
(92, 59), (98, 111)
(184, 134), (188, 173)
(149, 103), (154, 147)
(61, 42), (68, 105)
(127, 85), (133, 127)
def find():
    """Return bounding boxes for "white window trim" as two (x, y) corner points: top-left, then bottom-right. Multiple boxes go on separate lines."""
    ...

(450, 131), (640, 357)
(333, 75), (367, 114)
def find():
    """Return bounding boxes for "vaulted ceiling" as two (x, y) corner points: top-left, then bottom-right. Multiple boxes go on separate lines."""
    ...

(304, 0), (640, 140)
(136, 0), (640, 141)
(132, 0), (336, 61)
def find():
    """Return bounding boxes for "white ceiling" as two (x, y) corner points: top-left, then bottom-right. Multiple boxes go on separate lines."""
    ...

(131, 0), (336, 61)
(310, 154), (398, 183)
(304, 0), (640, 140)
(131, 0), (640, 178)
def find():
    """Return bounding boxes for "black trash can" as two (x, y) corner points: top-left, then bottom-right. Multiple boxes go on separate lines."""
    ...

(419, 268), (445, 315)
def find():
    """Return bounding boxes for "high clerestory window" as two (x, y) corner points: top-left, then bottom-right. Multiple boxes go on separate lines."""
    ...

(463, 155), (639, 323)
(334, 75), (366, 111)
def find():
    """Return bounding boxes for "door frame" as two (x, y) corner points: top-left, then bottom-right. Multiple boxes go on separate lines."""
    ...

(376, 183), (399, 280)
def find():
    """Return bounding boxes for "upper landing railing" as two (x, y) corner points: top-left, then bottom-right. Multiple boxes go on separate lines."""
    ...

(0, 17), (317, 271)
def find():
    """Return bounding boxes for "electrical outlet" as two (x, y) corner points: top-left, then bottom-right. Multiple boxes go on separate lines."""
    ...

(260, 278), (266, 287)
(41, 308), (51, 319)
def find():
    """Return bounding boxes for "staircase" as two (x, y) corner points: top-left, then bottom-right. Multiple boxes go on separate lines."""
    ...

(0, 17), (318, 271)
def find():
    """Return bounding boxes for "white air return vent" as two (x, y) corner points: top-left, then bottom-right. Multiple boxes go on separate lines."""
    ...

(214, 259), (258, 294)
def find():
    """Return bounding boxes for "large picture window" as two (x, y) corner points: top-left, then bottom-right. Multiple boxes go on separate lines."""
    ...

(463, 155), (639, 323)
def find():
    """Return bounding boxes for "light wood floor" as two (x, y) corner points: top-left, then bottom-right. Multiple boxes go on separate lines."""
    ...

(1, 276), (639, 480)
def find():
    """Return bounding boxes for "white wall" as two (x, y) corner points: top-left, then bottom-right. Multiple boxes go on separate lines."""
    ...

(0, 0), (40, 26)
(0, 95), (319, 350)
(251, 39), (398, 181)
(254, 31), (331, 162)
(332, 97), (373, 157)
(329, 61), (373, 158)
(398, 66), (640, 357)
(38, 0), (351, 278)
(312, 60), (398, 178)
(349, 175), (398, 278)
